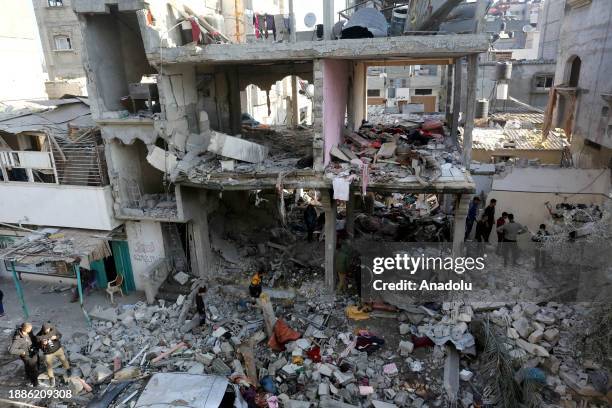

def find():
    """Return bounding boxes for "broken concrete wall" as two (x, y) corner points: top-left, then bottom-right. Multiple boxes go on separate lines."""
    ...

(179, 186), (215, 277)
(125, 220), (166, 290)
(474, 61), (556, 110)
(322, 59), (350, 167)
(237, 62), (313, 126)
(77, 9), (154, 118)
(157, 64), (200, 143)
(105, 138), (166, 213)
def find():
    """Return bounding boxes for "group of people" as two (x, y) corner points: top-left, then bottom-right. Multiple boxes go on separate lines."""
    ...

(465, 197), (550, 268)
(9, 321), (70, 388)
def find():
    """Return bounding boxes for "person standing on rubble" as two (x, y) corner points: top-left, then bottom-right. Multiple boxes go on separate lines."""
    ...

(496, 212), (508, 255)
(9, 322), (40, 387)
(304, 204), (318, 242)
(476, 199), (497, 243)
(464, 196), (481, 241)
(531, 224), (550, 272)
(36, 322), (70, 387)
(497, 214), (527, 267)
(195, 286), (207, 325)
(249, 266), (265, 299)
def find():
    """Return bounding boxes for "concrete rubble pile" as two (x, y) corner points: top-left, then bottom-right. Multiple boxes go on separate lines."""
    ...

(121, 193), (179, 219)
(350, 193), (452, 242)
(326, 115), (462, 189)
(185, 127), (314, 183)
(53, 259), (611, 408)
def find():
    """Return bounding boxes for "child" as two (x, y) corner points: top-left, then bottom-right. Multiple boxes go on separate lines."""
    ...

(249, 266), (265, 299)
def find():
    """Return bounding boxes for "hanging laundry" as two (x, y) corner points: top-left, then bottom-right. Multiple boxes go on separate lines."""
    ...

(265, 14), (276, 40)
(274, 14), (287, 41)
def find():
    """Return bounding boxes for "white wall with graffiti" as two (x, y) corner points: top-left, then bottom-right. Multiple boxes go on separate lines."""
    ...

(125, 220), (166, 290)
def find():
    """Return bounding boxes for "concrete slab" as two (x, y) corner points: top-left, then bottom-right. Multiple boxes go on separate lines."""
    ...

(207, 132), (268, 164)
(148, 35), (489, 65)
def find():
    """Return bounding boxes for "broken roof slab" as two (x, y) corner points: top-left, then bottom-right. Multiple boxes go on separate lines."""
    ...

(182, 171), (475, 194)
(148, 34), (489, 65)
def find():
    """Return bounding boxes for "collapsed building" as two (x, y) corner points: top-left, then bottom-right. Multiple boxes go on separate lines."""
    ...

(67, 0), (488, 294)
(0, 2), (610, 408)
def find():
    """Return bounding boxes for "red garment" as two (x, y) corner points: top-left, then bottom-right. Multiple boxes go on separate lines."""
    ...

(189, 18), (201, 43)
(496, 217), (506, 227)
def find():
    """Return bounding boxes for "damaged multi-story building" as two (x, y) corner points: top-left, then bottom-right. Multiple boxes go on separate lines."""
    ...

(63, 0), (490, 295)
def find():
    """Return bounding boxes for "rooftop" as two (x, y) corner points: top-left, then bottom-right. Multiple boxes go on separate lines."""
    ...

(471, 128), (568, 151)
(148, 34), (489, 65)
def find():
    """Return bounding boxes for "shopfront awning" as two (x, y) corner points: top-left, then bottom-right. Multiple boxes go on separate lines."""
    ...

(0, 227), (111, 265)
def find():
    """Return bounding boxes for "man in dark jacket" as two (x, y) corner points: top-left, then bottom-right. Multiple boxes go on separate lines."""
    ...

(36, 322), (70, 387)
(9, 322), (39, 387)
(476, 199), (496, 242)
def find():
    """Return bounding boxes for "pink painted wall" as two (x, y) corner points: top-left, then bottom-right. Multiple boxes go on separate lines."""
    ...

(322, 59), (349, 166)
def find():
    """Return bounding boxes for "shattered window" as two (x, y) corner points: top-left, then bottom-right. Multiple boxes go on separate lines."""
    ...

(534, 74), (554, 90)
(54, 35), (72, 50)
(48, 0), (63, 6)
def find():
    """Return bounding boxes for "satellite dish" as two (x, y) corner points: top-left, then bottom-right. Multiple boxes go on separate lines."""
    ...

(522, 24), (536, 33)
(304, 12), (317, 28)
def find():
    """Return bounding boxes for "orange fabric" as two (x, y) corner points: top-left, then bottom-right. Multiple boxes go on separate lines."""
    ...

(267, 319), (300, 351)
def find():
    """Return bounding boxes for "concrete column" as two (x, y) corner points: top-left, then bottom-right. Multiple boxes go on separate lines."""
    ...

(289, 0), (297, 43)
(345, 191), (356, 238)
(347, 61), (366, 131)
(312, 59), (325, 171)
(444, 64), (454, 124)
(323, 0), (335, 40)
(451, 58), (462, 145)
(321, 189), (337, 291)
(228, 67), (242, 135)
(462, 54), (478, 169)
(452, 194), (471, 256)
(291, 75), (299, 127)
(191, 190), (214, 277)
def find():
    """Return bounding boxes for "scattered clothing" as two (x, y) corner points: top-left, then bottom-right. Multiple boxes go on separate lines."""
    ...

(356, 332), (385, 354)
